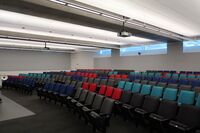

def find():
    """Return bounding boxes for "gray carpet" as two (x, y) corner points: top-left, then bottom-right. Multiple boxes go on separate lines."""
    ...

(0, 89), (148, 133)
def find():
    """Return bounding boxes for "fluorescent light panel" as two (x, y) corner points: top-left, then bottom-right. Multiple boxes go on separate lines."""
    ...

(67, 4), (101, 15)
(49, 0), (66, 5)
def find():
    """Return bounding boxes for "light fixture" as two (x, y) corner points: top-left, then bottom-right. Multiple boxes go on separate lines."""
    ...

(67, 3), (101, 15)
(49, 0), (66, 5)
(101, 14), (124, 21)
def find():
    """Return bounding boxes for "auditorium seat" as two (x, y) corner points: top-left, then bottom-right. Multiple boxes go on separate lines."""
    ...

(150, 86), (164, 98)
(82, 82), (89, 90)
(149, 100), (178, 133)
(89, 83), (97, 92)
(178, 85), (192, 92)
(117, 81), (125, 89)
(98, 85), (107, 95)
(131, 83), (141, 93)
(106, 79), (115, 87)
(82, 94), (105, 123)
(93, 78), (100, 85)
(66, 88), (82, 108)
(162, 88), (177, 101)
(104, 86), (114, 97)
(122, 93), (145, 121)
(75, 92), (96, 117)
(89, 98), (115, 133)
(140, 84), (152, 95)
(178, 90), (195, 105)
(134, 95), (160, 127)
(123, 82), (133, 91)
(169, 105), (200, 133)
(75, 81), (83, 90)
(88, 78), (94, 84)
(111, 88), (122, 100)
(195, 95), (200, 107)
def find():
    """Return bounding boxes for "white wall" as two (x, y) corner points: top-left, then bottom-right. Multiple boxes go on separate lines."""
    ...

(94, 42), (200, 71)
(0, 50), (70, 75)
(70, 51), (95, 69)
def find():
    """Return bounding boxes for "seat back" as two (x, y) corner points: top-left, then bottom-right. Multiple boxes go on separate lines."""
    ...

(89, 83), (97, 92)
(65, 80), (71, 86)
(99, 79), (107, 85)
(124, 82), (133, 91)
(157, 100), (178, 119)
(92, 94), (105, 110)
(70, 81), (77, 87)
(74, 88), (82, 99)
(85, 92), (96, 106)
(82, 77), (88, 82)
(93, 78), (100, 85)
(88, 78), (94, 84)
(75, 81), (83, 90)
(119, 91), (132, 104)
(82, 82), (89, 90)
(150, 86), (164, 98)
(163, 88), (177, 101)
(107, 79), (115, 87)
(178, 90), (195, 105)
(98, 85), (107, 95)
(78, 89), (88, 102)
(117, 81), (125, 89)
(100, 98), (115, 114)
(129, 93), (144, 108)
(176, 105), (200, 127)
(142, 96), (160, 113)
(131, 83), (141, 93)
(140, 84), (152, 95)
(105, 86), (114, 97)
(111, 88), (122, 100)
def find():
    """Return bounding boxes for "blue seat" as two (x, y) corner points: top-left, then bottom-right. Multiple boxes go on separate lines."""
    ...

(163, 88), (177, 101)
(52, 83), (62, 94)
(117, 81), (126, 89)
(179, 79), (189, 85)
(140, 84), (152, 95)
(178, 90), (195, 105)
(191, 80), (200, 88)
(131, 83), (141, 93)
(160, 77), (169, 83)
(124, 82), (133, 91)
(168, 78), (178, 84)
(150, 86), (164, 98)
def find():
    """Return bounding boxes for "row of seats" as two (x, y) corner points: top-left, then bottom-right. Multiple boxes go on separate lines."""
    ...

(3, 77), (36, 95)
(66, 88), (115, 133)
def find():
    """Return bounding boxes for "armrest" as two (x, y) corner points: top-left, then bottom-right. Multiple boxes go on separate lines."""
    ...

(123, 104), (134, 110)
(115, 101), (122, 105)
(135, 108), (147, 115)
(169, 120), (195, 131)
(149, 113), (169, 122)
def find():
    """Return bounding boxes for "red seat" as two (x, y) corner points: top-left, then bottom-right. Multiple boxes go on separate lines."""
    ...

(82, 82), (89, 90)
(121, 75), (128, 79)
(109, 74), (115, 79)
(89, 83), (97, 92)
(105, 86), (114, 97)
(111, 88), (122, 100)
(115, 74), (121, 79)
(98, 85), (107, 95)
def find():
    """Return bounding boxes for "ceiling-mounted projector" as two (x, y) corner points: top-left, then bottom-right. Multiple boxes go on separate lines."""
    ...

(118, 18), (132, 37)
(117, 31), (132, 37)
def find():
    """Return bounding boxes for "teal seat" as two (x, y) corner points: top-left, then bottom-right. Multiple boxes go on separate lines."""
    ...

(178, 90), (195, 105)
(155, 72), (162, 78)
(165, 73), (172, 78)
(132, 83), (141, 93)
(172, 73), (179, 79)
(124, 82), (133, 91)
(140, 84), (151, 95)
(195, 94), (200, 107)
(163, 88), (177, 101)
(130, 72), (135, 76)
(113, 71), (118, 75)
(188, 74), (196, 80)
(117, 81), (125, 89)
(150, 86), (164, 98)
(179, 74), (187, 80)
(108, 71), (113, 76)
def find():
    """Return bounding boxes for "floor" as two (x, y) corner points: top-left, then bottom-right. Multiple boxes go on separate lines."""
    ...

(0, 89), (149, 133)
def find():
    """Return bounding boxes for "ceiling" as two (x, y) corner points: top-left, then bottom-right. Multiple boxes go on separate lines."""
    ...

(0, 0), (198, 52)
